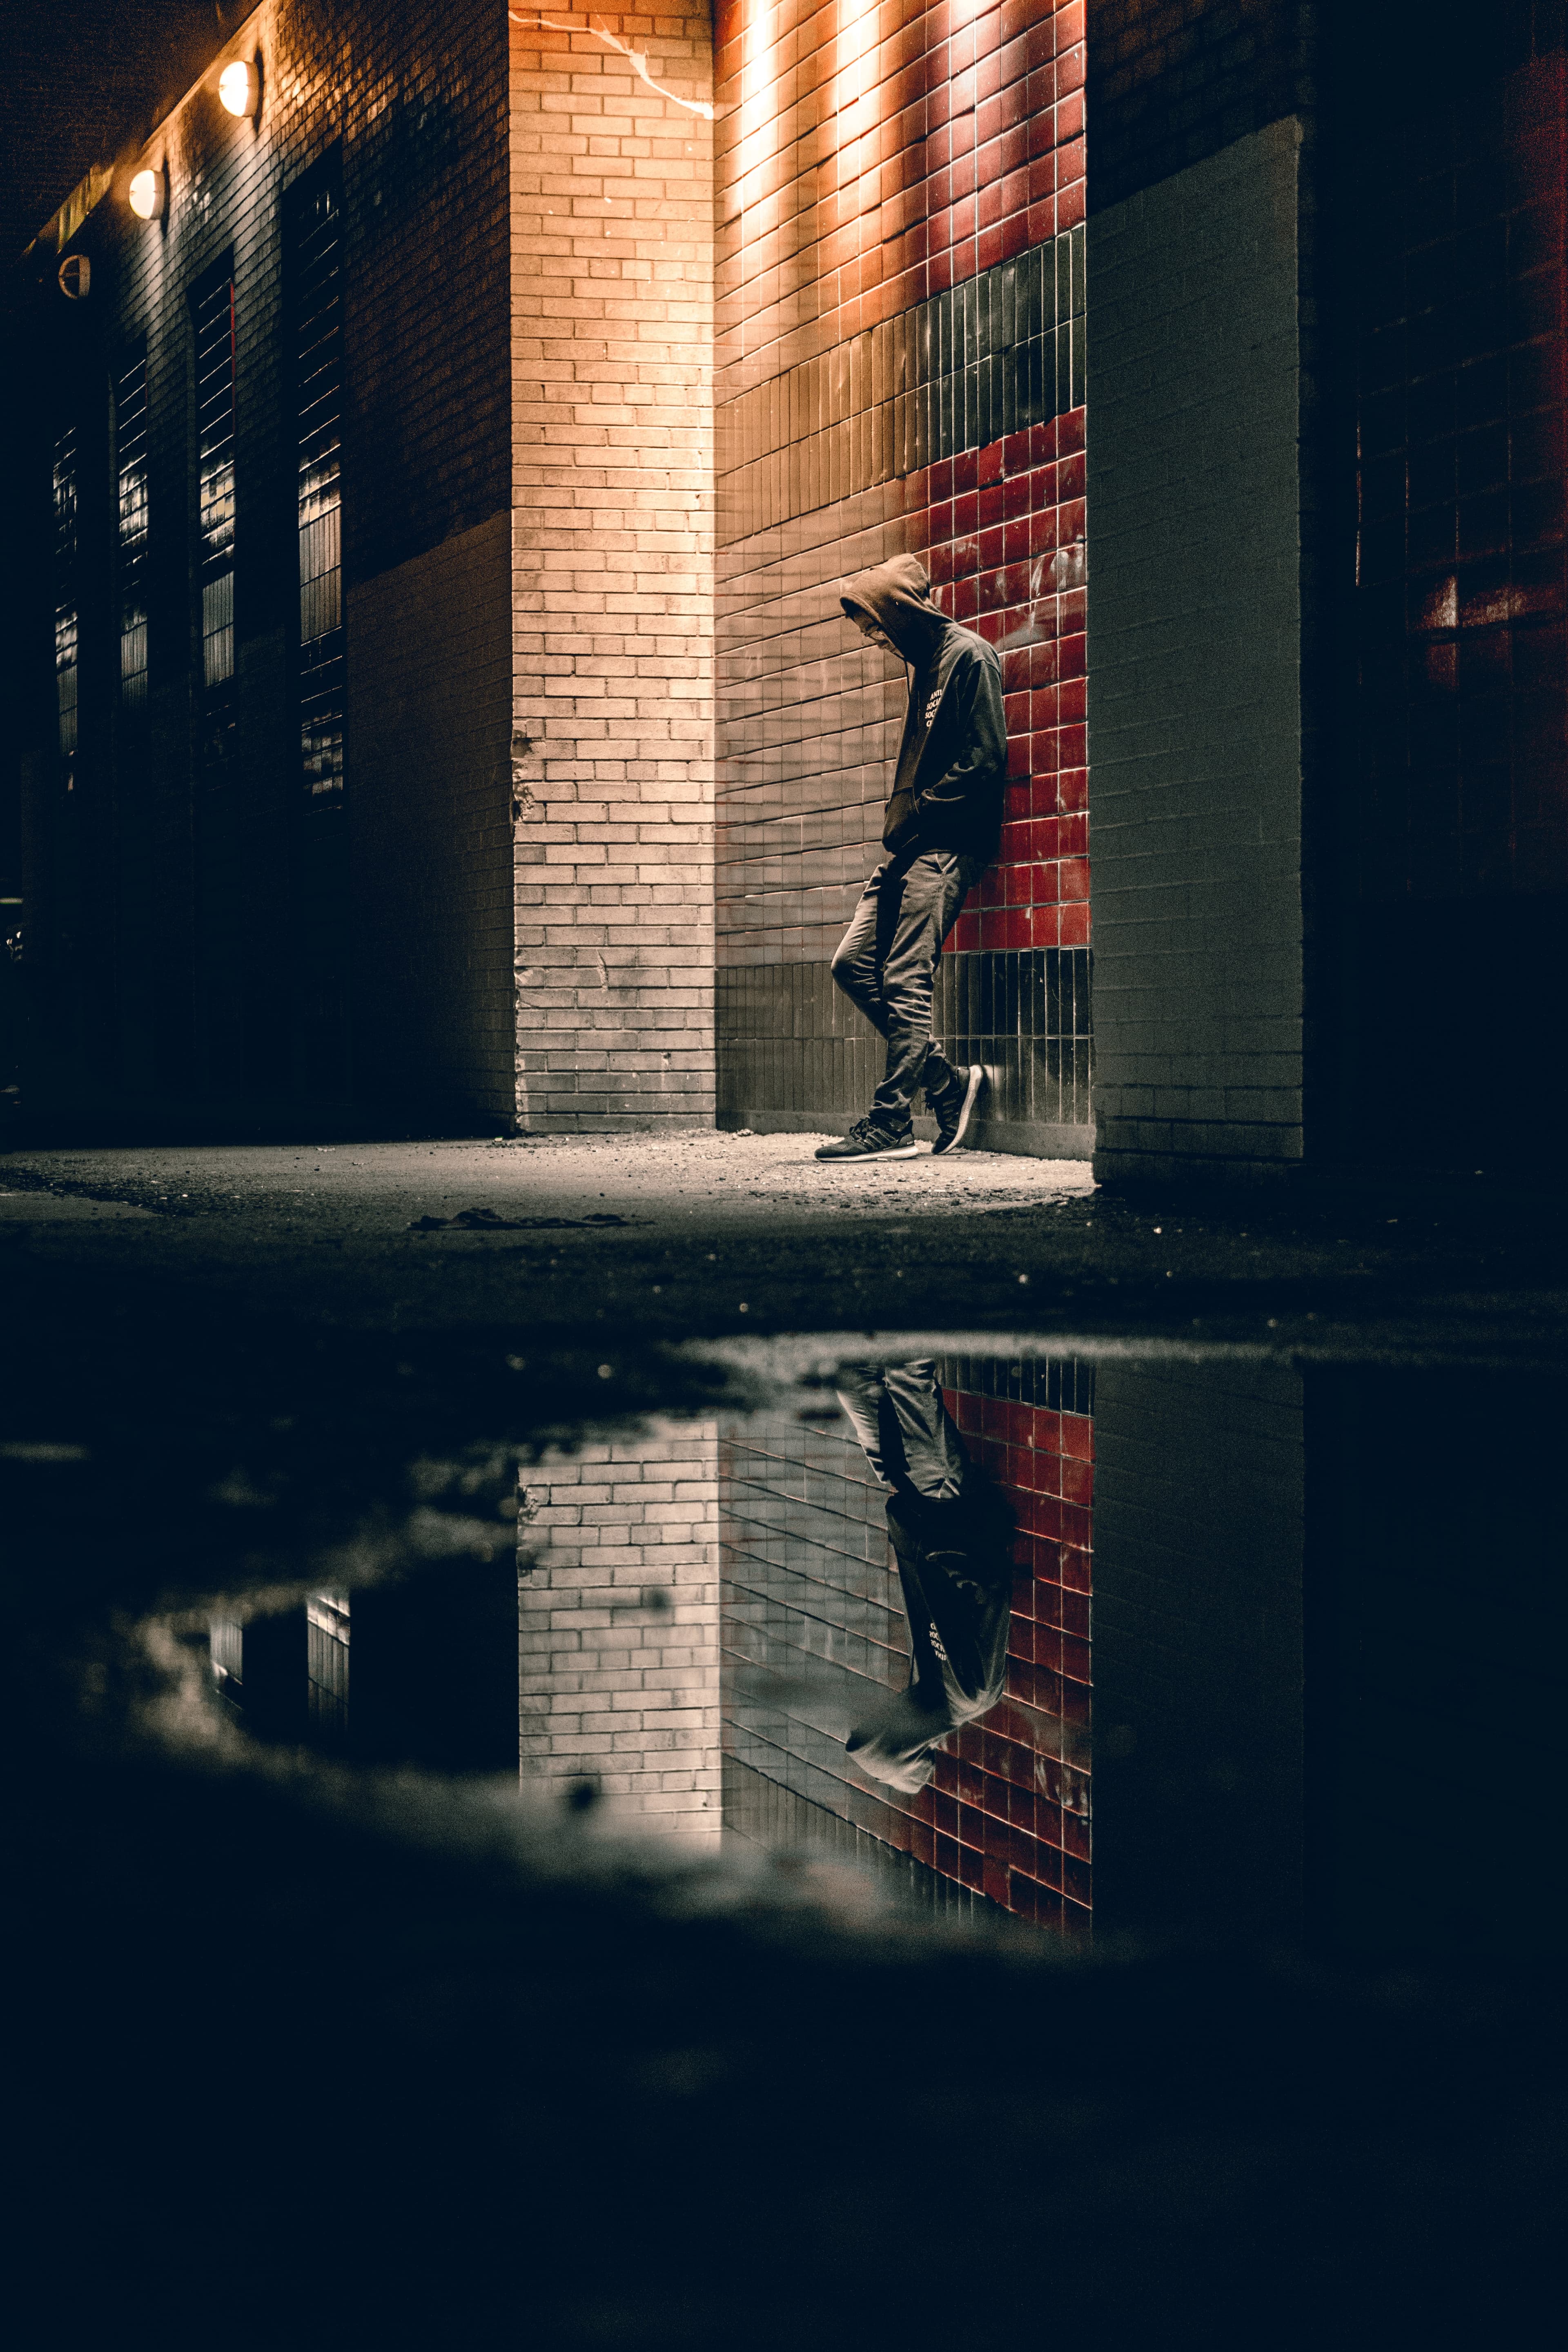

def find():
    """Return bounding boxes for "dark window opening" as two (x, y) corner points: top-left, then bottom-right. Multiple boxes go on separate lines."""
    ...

(52, 425), (78, 769)
(192, 265), (236, 775)
(116, 345), (149, 715)
(292, 175), (343, 799)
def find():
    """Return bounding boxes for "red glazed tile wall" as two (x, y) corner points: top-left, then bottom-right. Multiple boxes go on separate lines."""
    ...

(716, 0), (1084, 378)
(911, 421), (1088, 954)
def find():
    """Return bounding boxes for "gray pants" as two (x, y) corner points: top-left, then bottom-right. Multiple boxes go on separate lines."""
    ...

(835, 1361), (969, 1499)
(830, 849), (982, 1125)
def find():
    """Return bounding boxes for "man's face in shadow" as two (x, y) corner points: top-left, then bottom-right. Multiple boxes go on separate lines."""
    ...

(851, 610), (895, 654)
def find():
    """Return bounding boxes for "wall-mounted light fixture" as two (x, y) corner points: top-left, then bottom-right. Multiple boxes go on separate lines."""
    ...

(218, 57), (261, 118)
(129, 166), (165, 220)
(57, 253), (91, 299)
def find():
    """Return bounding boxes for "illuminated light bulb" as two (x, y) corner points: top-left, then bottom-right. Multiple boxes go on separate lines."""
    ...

(219, 59), (256, 116)
(129, 168), (163, 220)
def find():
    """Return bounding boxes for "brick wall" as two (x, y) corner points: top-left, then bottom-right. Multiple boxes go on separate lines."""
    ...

(18, 0), (513, 1121)
(519, 1422), (722, 1842)
(508, 7), (716, 1132)
(713, 0), (1094, 1154)
(721, 1355), (1094, 1938)
(1086, 116), (1307, 1181)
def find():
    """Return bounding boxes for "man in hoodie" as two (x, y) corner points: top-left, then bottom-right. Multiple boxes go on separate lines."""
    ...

(816, 553), (1007, 1163)
(835, 1360), (1016, 1793)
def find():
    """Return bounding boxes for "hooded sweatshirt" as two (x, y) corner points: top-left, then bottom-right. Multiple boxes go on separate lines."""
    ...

(840, 553), (1007, 861)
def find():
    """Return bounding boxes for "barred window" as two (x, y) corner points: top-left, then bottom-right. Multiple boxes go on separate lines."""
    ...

(193, 270), (235, 686)
(291, 171), (343, 799)
(52, 425), (78, 761)
(116, 344), (149, 712)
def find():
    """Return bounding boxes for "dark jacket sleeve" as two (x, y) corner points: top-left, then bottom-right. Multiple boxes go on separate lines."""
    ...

(913, 649), (1006, 835)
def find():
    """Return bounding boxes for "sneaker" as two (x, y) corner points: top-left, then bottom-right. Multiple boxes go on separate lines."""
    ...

(814, 1117), (920, 1162)
(930, 1064), (985, 1155)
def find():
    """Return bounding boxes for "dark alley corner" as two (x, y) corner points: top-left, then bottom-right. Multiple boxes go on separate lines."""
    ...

(3, 0), (1566, 2342)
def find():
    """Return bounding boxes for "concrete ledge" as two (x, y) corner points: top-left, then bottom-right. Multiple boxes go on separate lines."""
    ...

(728, 1109), (1094, 1160)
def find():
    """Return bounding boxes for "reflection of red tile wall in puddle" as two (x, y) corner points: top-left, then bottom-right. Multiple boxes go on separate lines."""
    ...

(911, 415), (1089, 952)
(844, 1388), (1093, 1938)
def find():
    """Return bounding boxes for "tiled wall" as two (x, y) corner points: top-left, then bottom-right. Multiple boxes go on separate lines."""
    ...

(721, 1354), (1093, 1937)
(713, 0), (1093, 1153)
(520, 1422), (722, 1843)
(1086, 117), (1307, 1181)
(508, 7), (717, 1131)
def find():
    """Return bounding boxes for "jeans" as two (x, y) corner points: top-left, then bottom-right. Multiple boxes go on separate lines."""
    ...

(835, 1361), (969, 1499)
(830, 849), (983, 1126)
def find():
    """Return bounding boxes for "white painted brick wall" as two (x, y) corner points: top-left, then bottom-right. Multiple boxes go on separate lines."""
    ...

(518, 1419), (721, 1844)
(1086, 118), (1305, 1178)
(509, 7), (716, 1130)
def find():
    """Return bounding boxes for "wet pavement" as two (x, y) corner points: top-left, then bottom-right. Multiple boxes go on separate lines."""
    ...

(4, 1129), (1563, 2337)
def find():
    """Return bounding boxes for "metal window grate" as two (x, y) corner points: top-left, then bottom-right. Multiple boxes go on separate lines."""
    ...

(305, 1590), (350, 1739)
(293, 176), (343, 798)
(193, 271), (235, 696)
(116, 346), (149, 711)
(52, 425), (78, 759)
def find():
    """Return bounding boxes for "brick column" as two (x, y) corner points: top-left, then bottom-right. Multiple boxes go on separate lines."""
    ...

(508, 7), (716, 1130)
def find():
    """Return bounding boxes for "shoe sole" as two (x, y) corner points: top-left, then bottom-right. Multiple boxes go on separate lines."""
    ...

(932, 1066), (985, 1155)
(815, 1140), (921, 1162)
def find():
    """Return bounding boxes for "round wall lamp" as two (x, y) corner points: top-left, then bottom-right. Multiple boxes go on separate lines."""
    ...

(218, 57), (261, 118)
(129, 166), (165, 220)
(57, 253), (91, 299)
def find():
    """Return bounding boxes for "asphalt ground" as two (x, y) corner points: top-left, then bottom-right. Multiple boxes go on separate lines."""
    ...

(3, 1129), (1565, 1368)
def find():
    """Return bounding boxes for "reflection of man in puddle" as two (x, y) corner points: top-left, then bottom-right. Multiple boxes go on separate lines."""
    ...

(836, 1361), (1015, 1793)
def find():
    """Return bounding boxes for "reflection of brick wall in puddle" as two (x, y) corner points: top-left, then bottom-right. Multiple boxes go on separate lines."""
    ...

(519, 1422), (721, 1844)
(721, 1360), (1092, 1937)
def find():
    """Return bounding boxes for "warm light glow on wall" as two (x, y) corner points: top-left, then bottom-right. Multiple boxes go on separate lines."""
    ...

(128, 167), (164, 220)
(218, 59), (257, 117)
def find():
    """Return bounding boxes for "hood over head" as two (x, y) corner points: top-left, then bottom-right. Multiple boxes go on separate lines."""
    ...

(840, 554), (950, 664)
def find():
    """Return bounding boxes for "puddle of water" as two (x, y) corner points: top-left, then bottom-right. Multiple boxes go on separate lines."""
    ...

(19, 1341), (1549, 1964)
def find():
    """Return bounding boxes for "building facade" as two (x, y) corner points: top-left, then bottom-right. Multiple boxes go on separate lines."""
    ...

(9, 0), (1567, 1174)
